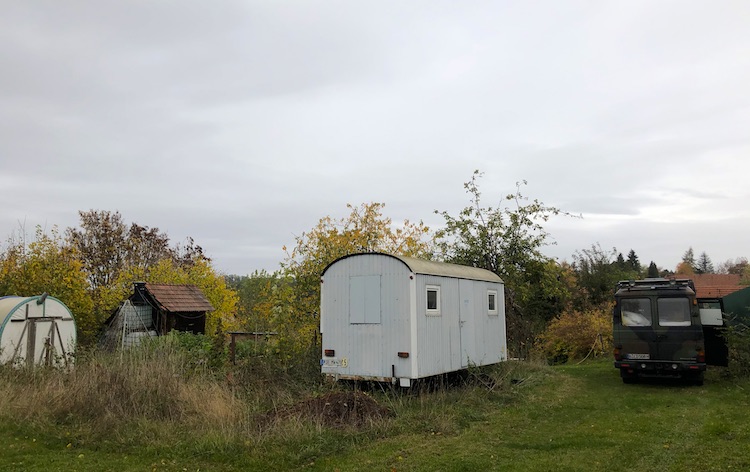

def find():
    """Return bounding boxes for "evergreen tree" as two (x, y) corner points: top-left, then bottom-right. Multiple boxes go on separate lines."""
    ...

(615, 253), (626, 270)
(627, 249), (641, 274)
(696, 252), (714, 274)
(682, 247), (697, 272)
(647, 261), (659, 278)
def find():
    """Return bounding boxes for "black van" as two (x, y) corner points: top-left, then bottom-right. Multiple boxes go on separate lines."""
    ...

(613, 278), (706, 385)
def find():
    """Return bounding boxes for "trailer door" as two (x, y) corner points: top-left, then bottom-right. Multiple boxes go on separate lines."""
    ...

(459, 279), (475, 368)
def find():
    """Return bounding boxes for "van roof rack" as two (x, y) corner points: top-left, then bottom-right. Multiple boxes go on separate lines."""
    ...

(615, 278), (695, 292)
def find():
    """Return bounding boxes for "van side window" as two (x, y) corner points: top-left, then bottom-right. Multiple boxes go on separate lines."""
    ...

(621, 298), (651, 326)
(657, 298), (691, 327)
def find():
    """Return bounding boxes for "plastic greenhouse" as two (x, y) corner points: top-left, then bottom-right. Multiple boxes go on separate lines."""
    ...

(0, 294), (76, 366)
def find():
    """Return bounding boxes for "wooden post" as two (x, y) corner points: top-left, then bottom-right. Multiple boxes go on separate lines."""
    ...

(26, 320), (36, 367)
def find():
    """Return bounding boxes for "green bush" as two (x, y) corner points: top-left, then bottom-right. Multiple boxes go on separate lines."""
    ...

(724, 323), (750, 378)
(535, 305), (613, 364)
(146, 331), (227, 376)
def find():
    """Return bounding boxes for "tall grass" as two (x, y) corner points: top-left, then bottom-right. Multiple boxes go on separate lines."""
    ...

(0, 342), (246, 441)
(0, 336), (551, 468)
(0, 335), (363, 453)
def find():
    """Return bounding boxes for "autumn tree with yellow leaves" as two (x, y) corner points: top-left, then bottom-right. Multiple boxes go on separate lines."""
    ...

(1, 211), (237, 345)
(65, 210), (238, 341)
(0, 226), (97, 343)
(278, 203), (433, 363)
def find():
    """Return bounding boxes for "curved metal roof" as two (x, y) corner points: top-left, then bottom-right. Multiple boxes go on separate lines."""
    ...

(0, 295), (76, 341)
(323, 252), (503, 283)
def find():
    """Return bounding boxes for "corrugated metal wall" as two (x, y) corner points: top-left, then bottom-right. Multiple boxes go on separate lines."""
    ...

(415, 276), (505, 377)
(321, 253), (412, 379)
(321, 253), (506, 382)
(416, 274), (461, 377)
(466, 279), (506, 365)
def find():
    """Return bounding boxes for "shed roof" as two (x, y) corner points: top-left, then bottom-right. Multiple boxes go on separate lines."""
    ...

(689, 274), (749, 299)
(324, 253), (503, 283)
(143, 283), (215, 312)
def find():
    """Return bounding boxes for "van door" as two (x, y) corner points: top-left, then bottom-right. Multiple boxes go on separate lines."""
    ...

(699, 300), (728, 366)
(616, 297), (656, 361)
(654, 296), (702, 362)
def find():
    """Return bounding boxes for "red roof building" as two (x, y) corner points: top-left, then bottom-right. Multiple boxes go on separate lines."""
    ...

(687, 274), (749, 299)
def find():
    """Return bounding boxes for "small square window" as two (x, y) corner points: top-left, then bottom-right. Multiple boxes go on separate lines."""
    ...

(658, 297), (691, 327)
(621, 298), (652, 327)
(488, 290), (498, 315)
(426, 285), (441, 315)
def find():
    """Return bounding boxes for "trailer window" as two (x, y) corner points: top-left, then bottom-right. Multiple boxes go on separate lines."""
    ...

(620, 298), (651, 326)
(426, 285), (441, 315)
(657, 298), (691, 327)
(487, 290), (498, 315)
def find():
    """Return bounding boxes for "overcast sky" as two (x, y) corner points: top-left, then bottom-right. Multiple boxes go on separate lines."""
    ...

(2, 1), (749, 275)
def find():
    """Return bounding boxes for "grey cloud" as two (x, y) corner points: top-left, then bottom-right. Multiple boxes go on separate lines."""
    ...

(2, 1), (750, 274)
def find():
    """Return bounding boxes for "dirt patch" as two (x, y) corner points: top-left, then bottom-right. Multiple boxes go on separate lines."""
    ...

(260, 391), (392, 429)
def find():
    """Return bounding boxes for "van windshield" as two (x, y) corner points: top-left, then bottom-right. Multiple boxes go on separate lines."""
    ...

(658, 298), (691, 326)
(621, 298), (651, 326)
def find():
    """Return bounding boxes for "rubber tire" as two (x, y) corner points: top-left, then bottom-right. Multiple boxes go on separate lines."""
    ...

(621, 370), (638, 384)
(693, 372), (705, 387)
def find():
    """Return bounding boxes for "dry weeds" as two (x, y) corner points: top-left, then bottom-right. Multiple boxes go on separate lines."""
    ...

(258, 390), (392, 430)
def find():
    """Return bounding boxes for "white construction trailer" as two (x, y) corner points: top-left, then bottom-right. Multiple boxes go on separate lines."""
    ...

(320, 253), (506, 387)
(0, 294), (77, 367)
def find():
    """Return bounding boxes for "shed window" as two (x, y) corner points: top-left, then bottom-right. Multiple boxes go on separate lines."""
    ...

(488, 290), (498, 315)
(426, 285), (441, 315)
(349, 275), (381, 324)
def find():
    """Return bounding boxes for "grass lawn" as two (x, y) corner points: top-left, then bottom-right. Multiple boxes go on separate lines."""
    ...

(313, 361), (750, 472)
(2, 360), (749, 471)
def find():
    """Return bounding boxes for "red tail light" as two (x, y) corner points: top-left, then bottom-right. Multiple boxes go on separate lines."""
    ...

(613, 347), (622, 361)
(696, 347), (705, 363)
(324, 349), (335, 357)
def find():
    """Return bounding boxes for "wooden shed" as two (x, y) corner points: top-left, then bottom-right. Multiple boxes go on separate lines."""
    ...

(320, 253), (506, 387)
(130, 282), (214, 336)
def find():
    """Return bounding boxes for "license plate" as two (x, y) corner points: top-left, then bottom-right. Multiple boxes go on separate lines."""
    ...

(320, 357), (348, 368)
(626, 353), (650, 360)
